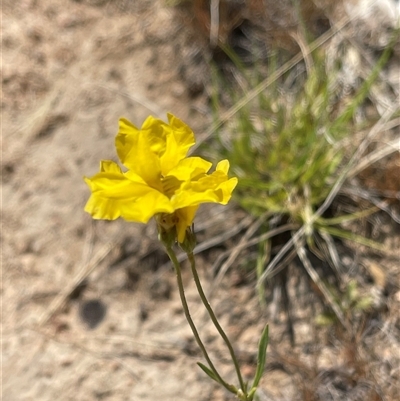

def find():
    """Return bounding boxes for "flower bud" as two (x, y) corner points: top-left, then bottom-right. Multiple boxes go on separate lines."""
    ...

(179, 227), (197, 254)
(156, 213), (178, 248)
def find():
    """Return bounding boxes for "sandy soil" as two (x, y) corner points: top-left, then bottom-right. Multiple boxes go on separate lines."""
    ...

(2, 2), (256, 400)
(2, 1), (400, 401)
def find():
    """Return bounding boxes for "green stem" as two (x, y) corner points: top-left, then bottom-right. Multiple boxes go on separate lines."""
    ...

(188, 252), (247, 394)
(164, 246), (237, 395)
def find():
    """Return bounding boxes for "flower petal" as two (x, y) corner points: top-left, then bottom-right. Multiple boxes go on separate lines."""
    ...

(167, 157), (212, 181)
(214, 177), (238, 204)
(175, 205), (199, 243)
(141, 115), (168, 156)
(215, 159), (230, 174)
(84, 164), (173, 222)
(162, 157), (213, 199)
(115, 118), (162, 190)
(115, 118), (139, 164)
(171, 169), (238, 210)
(100, 160), (124, 174)
(159, 114), (195, 175)
(85, 191), (174, 222)
(167, 113), (196, 153)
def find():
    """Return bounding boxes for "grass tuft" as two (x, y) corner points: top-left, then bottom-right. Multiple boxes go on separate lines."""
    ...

(204, 31), (398, 319)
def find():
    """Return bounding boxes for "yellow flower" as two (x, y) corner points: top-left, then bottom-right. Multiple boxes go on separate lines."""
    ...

(84, 113), (238, 242)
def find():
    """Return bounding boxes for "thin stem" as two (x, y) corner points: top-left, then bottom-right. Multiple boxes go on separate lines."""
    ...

(188, 252), (246, 394)
(164, 246), (237, 395)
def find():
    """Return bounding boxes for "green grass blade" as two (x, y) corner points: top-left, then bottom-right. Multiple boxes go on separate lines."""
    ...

(197, 362), (220, 384)
(251, 324), (269, 390)
(331, 28), (399, 130)
(319, 226), (386, 252)
(317, 206), (379, 226)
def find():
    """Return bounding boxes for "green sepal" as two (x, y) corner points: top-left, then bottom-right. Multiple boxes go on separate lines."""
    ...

(179, 228), (197, 254)
(251, 324), (269, 390)
(197, 362), (220, 384)
(157, 227), (176, 249)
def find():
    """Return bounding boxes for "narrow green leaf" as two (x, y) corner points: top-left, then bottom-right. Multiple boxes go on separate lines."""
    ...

(197, 362), (219, 384)
(251, 324), (269, 390)
(248, 387), (257, 401)
(317, 206), (379, 226)
(319, 226), (386, 252)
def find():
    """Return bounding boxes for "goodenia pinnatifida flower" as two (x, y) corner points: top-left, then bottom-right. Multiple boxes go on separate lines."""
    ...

(84, 113), (238, 243)
(83, 114), (268, 400)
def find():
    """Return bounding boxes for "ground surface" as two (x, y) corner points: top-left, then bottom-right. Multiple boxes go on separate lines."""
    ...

(2, 1), (400, 401)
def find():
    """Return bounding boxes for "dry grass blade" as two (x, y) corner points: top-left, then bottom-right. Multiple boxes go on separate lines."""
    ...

(293, 236), (349, 330)
(318, 230), (344, 275)
(337, 114), (400, 153)
(210, 0), (220, 48)
(209, 223), (298, 297)
(338, 28), (399, 97)
(341, 186), (400, 223)
(340, 36), (398, 115)
(207, 212), (269, 292)
(190, 5), (379, 153)
(194, 215), (254, 255)
(349, 136), (400, 178)
(241, 223), (299, 250)
(289, 30), (314, 75)
(258, 105), (397, 284)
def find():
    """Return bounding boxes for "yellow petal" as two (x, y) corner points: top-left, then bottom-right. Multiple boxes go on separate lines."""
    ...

(166, 157), (212, 181)
(141, 115), (168, 156)
(84, 191), (174, 222)
(171, 170), (238, 210)
(115, 118), (139, 164)
(115, 118), (162, 190)
(162, 157), (212, 199)
(118, 116), (167, 156)
(98, 160), (123, 174)
(167, 113), (196, 153)
(175, 205), (199, 243)
(159, 131), (180, 175)
(171, 187), (221, 209)
(216, 159), (230, 174)
(84, 171), (148, 198)
(188, 167), (236, 196)
(84, 166), (173, 222)
(159, 114), (195, 175)
(215, 177), (238, 204)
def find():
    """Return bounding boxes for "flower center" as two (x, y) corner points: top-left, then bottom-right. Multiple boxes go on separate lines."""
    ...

(161, 175), (182, 198)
